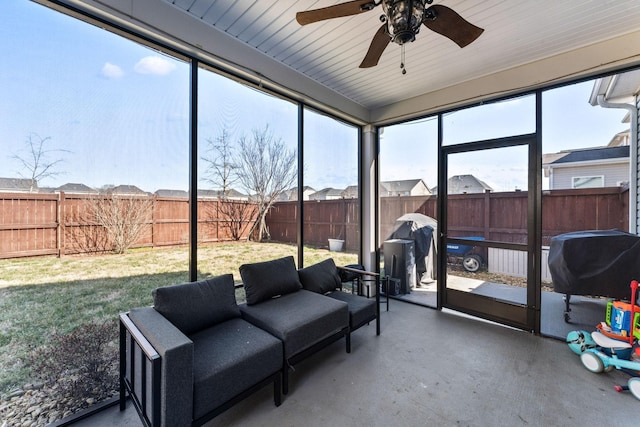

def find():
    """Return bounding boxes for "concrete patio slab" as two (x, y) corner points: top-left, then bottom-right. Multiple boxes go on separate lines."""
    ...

(74, 300), (635, 427)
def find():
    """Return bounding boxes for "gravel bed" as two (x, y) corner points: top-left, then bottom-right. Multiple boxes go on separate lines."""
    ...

(0, 381), (116, 427)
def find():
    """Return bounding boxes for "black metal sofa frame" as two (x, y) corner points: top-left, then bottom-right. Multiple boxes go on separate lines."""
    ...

(119, 257), (382, 426)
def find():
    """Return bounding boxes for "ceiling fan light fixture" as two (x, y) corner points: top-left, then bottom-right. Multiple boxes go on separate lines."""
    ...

(295, 0), (483, 70)
(382, 0), (430, 45)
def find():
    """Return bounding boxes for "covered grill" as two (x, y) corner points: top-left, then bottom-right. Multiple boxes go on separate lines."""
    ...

(548, 229), (640, 321)
(387, 213), (437, 283)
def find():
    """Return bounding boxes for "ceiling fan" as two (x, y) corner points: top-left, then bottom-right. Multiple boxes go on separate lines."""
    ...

(296, 0), (484, 71)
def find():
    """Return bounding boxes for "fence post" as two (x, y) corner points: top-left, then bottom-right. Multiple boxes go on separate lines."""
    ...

(484, 189), (491, 239)
(58, 191), (66, 258)
(152, 195), (156, 248)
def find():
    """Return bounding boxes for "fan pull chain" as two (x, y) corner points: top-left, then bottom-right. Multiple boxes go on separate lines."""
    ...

(400, 44), (407, 75)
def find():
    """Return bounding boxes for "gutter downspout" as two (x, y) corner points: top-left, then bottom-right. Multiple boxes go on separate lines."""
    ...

(597, 94), (638, 234)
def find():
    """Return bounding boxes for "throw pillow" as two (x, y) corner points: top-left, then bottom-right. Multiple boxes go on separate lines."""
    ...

(338, 264), (365, 282)
(298, 258), (341, 294)
(152, 274), (240, 335)
(240, 256), (302, 305)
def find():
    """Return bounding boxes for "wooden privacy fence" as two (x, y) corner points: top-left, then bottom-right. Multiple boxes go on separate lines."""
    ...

(0, 187), (629, 259)
(268, 186), (629, 249)
(0, 192), (257, 259)
(266, 199), (361, 252)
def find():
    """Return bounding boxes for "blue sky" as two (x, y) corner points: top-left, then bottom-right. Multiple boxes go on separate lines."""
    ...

(1, 0), (629, 194)
(380, 83), (629, 191)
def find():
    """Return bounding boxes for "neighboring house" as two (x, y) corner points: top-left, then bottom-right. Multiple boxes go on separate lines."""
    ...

(55, 183), (98, 194)
(589, 69), (640, 233)
(430, 175), (493, 195)
(110, 185), (149, 196)
(155, 189), (189, 198)
(380, 179), (431, 197)
(542, 145), (630, 189)
(196, 188), (249, 200)
(197, 189), (219, 199)
(308, 187), (345, 200)
(342, 185), (358, 199)
(278, 186), (316, 201)
(0, 177), (36, 193)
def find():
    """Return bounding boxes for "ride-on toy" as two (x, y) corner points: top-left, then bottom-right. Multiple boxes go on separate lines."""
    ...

(567, 280), (640, 400)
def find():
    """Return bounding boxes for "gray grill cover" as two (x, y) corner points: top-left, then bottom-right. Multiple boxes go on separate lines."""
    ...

(388, 213), (437, 282)
(548, 229), (640, 299)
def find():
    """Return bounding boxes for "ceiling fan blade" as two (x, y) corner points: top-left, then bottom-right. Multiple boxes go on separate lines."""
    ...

(359, 25), (391, 68)
(423, 5), (484, 48)
(296, 0), (375, 26)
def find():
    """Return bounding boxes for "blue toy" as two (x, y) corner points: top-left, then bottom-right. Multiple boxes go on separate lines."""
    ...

(567, 280), (640, 400)
(577, 330), (640, 400)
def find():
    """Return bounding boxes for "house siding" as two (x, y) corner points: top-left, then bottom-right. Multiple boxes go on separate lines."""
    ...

(636, 95), (640, 233)
(488, 247), (552, 282)
(551, 162), (629, 189)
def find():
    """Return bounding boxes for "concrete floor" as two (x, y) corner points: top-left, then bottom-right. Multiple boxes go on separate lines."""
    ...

(76, 301), (637, 427)
(388, 275), (607, 340)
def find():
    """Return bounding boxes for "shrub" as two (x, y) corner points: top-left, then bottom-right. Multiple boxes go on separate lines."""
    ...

(28, 321), (118, 403)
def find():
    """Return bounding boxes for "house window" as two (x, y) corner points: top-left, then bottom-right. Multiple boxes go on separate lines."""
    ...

(572, 176), (604, 189)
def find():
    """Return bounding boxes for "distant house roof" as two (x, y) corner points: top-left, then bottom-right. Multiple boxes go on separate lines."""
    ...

(284, 186), (315, 193)
(431, 175), (493, 194)
(55, 183), (98, 194)
(110, 185), (148, 195)
(380, 179), (430, 196)
(278, 186), (316, 201)
(342, 185), (358, 198)
(197, 189), (218, 198)
(0, 177), (35, 192)
(381, 179), (422, 193)
(309, 187), (344, 199)
(607, 130), (630, 147)
(155, 189), (189, 198)
(549, 145), (629, 164)
(196, 188), (248, 199)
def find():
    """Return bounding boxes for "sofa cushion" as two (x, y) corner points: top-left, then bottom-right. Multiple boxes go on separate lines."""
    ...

(152, 274), (240, 335)
(240, 256), (302, 305)
(190, 317), (282, 420)
(327, 290), (377, 330)
(298, 258), (341, 294)
(239, 290), (348, 358)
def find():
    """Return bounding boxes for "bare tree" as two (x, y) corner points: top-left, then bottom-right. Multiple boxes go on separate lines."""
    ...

(202, 198), (258, 241)
(12, 133), (68, 192)
(65, 207), (111, 254)
(201, 129), (238, 196)
(85, 191), (154, 254)
(201, 129), (258, 241)
(235, 126), (297, 241)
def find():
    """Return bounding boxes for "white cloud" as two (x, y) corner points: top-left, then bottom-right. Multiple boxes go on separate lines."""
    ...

(101, 62), (124, 79)
(134, 56), (176, 75)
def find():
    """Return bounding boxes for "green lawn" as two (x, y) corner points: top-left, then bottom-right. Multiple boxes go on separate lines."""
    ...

(0, 242), (357, 393)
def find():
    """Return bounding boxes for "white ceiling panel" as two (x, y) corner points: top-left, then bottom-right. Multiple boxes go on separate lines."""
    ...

(146, 0), (640, 119)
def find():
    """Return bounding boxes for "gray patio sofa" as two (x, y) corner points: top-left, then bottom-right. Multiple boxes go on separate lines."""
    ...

(119, 256), (379, 425)
(119, 274), (283, 427)
(238, 256), (351, 395)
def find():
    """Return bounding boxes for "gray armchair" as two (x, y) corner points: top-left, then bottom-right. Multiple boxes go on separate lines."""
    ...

(120, 274), (283, 427)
